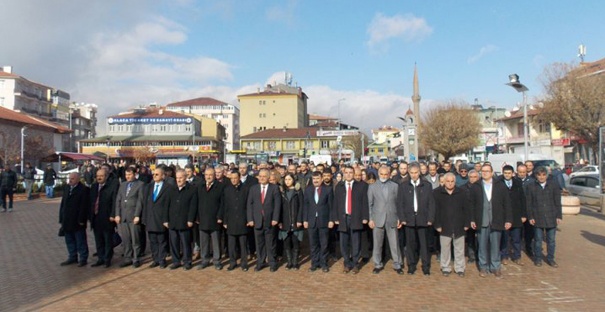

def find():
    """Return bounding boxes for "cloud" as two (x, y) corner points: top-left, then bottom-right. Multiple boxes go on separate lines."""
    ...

(467, 44), (499, 64)
(266, 0), (300, 26)
(366, 13), (433, 51)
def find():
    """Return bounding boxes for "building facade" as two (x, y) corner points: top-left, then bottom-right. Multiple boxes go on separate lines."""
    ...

(166, 97), (239, 151)
(238, 83), (308, 137)
(80, 106), (225, 167)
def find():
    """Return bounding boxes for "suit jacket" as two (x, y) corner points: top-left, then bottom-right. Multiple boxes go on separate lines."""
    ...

(391, 174), (409, 185)
(303, 184), (334, 229)
(525, 179), (562, 228)
(280, 188), (303, 232)
(114, 180), (145, 223)
(247, 183), (281, 230)
(143, 181), (175, 232)
(499, 176), (527, 228)
(197, 180), (225, 231)
(241, 175), (258, 188)
(367, 180), (399, 228)
(397, 179), (436, 227)
(168, 183), (198, 230)
(333, 180), (369, 231)
(433, 186), (470, 238)
(222, 183), (250, 235)
(187, 176), (202, 187)
(90, 179), (119, 232)
(471, 179), (513, 231)
(59, 183), (90, 232)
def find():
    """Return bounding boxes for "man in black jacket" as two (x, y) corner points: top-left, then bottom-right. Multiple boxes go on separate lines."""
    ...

(89, 168), (119, 268)
(1, 165), (18, 212)
(168, 170), (197, 270)
(197, 167), (225, 270)
(143, 167), (175, 269)
(471, 164), (512, 278)
(434, 173), (470, 277)
(59, 172), (90, 266)
(499, 165), (527, 266)
(223, 170), (250, 271)
(43, 164), (57, 198)
(398, 163), (436, 276)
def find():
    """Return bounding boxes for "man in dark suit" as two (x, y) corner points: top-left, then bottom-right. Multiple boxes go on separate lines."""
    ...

(184, 163), (201, 260)
(333, 166), (368, 274)
(526, 166), (562, 268)
(89, 168), (119, 268)
(398, 163), (436, 275)
(303, 171), (334, 273)
(114, 167), (145, 268)
(196, 167), (225, 270)
(59, 172), (90, 267)
(143, 167), (175, 269)
(168, 169), (197, 270)
(247, 168), (281, 272)
(499, 165), (527, 266)
(223, 170), (250, 271)
(471, 164), (512, 278)
(239, 162), (257, 188)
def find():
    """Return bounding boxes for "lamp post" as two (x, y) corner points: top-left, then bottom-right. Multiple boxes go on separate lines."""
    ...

(20, 126), (28, 171)
(337, 98), (345, 127)
(506, 74), (529, 161)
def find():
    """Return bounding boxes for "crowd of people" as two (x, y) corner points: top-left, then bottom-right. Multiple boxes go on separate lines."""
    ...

(56, 158), (562, 278)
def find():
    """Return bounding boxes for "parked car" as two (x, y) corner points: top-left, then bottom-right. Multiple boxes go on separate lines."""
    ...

(567, 174), (601, 206)
(569, 165), (599, 178)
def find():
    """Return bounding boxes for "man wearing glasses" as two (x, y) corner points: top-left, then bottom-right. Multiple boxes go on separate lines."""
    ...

(455, 167), (469, 187)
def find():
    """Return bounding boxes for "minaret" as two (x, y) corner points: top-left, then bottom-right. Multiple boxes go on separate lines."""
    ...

(412, 63), (421, 124)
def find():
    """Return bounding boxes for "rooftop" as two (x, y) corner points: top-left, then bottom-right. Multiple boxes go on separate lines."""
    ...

(0, 106), (71, 133)
(166, 97), (229, 108)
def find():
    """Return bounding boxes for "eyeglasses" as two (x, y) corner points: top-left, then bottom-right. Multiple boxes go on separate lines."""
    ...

(459, 170), (467, 173)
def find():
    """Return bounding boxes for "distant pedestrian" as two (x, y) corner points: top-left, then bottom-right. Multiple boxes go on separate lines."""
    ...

(1, 165), (18, 212)
(22, 162), (37, 200)
(43, 164), (57, 198)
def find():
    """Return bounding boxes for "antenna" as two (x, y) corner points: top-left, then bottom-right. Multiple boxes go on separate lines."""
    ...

(578, 44), (586, 63)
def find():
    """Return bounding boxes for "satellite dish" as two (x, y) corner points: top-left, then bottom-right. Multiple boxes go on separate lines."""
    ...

(512, 106), (520, 112)
(504, 111), (511, 117)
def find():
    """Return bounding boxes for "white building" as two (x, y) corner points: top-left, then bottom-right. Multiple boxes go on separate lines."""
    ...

(166, 97), (240, 151)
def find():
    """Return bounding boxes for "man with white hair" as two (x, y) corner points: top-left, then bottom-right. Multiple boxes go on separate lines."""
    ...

(59, 172), (90, 267)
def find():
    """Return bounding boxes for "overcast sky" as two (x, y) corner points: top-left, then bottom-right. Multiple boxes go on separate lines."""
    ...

(1, 0), (603, 135)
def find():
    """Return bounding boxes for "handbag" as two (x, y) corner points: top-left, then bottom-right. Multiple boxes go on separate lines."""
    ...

(58, 227), (65, 237)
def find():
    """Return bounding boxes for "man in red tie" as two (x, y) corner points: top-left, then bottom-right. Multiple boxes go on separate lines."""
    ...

(247, 169), (281, 272)
(89, 168), (119, 268)
(333, 166), (369, 274)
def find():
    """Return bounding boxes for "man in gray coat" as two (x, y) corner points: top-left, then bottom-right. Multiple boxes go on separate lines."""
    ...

(114, 167), (145, 268)
(367, 166), (403, 275)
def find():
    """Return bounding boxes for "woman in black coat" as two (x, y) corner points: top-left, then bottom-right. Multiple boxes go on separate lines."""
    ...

(278, 173), (304, 270)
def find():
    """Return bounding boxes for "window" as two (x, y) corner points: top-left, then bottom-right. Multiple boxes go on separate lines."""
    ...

(586, 177), (599, 188)
(286, 141), (295, 150)
(570, 178), (586, 187)
(267, 141), (276, 150)
(321, 140), (329, 148)
(517, 123), (524, 136)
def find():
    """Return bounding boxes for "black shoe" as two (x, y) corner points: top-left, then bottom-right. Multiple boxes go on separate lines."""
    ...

(133, 261), (141, 268)
(215, 264), (223, 271)
(322, 267), (329, 273)
(372, 268), (382, 274)
(407, 269), (416, 275)
(423, 271), (430, 276)
(199, 262), (210, 269)
(442, 271), (451, 277)
(91, 261), (105, 267)
(170, 263), (181, 270)
(104, 261), (111, 268)
(183, 263), (192, 271)
(457, 272), (465, 277)
(227, 264), (237, 271)
(467, 258), (476, 264)
(119, 261), (133, 268)
(308, 266), (318, 272)
(77, 262), (88, 267)
(149, 262), (159, 268)
(159, 263), (167, 269)
(395, 268), (404, 275)
(241, 266), (249, 272)
(535, 261), (542, 267)
(270, 266), (278, 272)
(60, 259), (77, 266)
(546, 260), (558, 268)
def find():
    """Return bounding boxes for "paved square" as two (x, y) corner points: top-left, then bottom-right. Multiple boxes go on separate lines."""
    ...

(1, 198), (604, 311)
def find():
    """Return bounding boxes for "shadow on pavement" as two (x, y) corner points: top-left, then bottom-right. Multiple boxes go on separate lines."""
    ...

(580, 207), (605, 221)
(580, 230), (605, 247)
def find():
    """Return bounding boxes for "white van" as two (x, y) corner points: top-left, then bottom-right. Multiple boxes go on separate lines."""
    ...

(309, 155), (332, 166)
(487, 153), (559, 174)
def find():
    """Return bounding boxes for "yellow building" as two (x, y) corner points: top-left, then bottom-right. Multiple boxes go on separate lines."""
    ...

(240, 128), (358, 164)
(237, 83), (308, 136)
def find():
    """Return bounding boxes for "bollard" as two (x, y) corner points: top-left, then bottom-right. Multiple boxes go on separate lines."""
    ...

(561, 196), (580, 215)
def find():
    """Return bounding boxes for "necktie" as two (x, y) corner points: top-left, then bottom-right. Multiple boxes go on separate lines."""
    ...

(506, 180), (512, 189)
(261, 185), (266, 204)
(153, 184), (159, 201)
(206, 183), (211, 191)
(94, 184), (101, 215)
(346, 182), (352, 215)
(315, 187), (320, 204)
(126, 182), (132, 197)
(413, 181), (418, 213)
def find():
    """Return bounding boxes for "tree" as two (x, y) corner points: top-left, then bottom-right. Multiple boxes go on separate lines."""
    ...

(340, 133), (369, 162)
(418, 101), (481, 160)
(539, 62), (605, 162)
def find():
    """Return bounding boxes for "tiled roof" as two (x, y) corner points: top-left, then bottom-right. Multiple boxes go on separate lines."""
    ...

(241, 128), (319, 139)
(496, 107), (540, 121)
(309, 114), (337, 121)
(0, 106), (71, 133)
(166, 97), (228, 107)
(0, 71), (19, 78)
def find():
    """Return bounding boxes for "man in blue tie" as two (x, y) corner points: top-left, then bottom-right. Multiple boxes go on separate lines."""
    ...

(143, 167), (175, 269)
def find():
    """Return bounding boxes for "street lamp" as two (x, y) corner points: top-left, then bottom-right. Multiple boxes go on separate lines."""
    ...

(337, 98), (345, 127)
(506, 74), (529, 162)
(21, 126), (28, 171)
